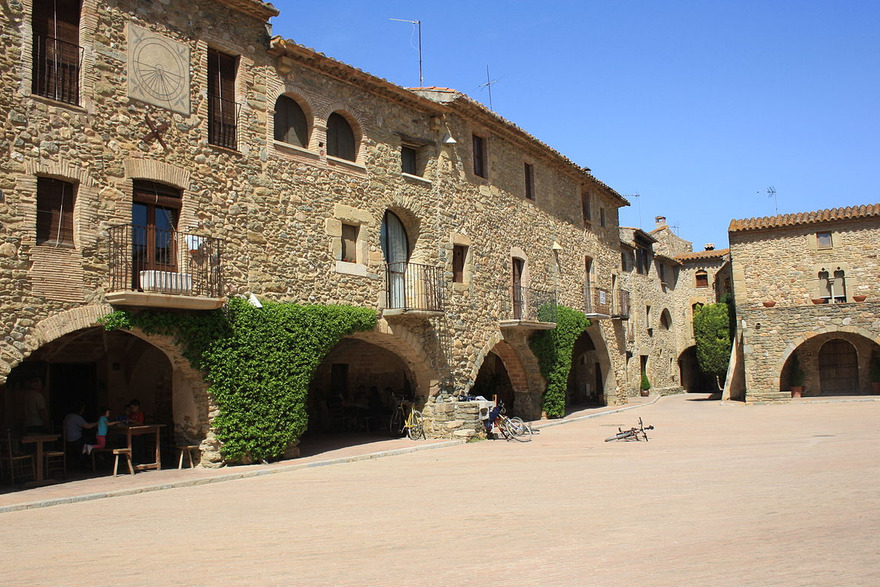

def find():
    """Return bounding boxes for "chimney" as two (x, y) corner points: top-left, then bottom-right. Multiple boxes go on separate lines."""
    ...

(705, 243), (715, 251)
(655, 216), (667, 229)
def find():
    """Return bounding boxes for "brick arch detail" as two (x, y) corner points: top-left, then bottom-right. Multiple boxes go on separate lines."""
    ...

(123, 158), (191, 190)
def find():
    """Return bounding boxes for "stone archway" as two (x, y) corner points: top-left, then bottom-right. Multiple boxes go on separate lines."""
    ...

(568, 324), (618, 407)
(2, 305), (215, 463)
(470, 332), (543, 419)
(778, 330), (880, 397)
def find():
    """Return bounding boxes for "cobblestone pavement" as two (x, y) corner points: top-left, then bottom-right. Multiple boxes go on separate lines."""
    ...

(2, 393), (879, 586)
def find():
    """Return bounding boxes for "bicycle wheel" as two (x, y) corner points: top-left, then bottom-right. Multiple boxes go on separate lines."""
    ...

(605, 428), (634, 442)
(497, 418), (515, 441)
(507, 417), (532, 442)
(389, 409), (404, 437)
(406, 410), (424, 440)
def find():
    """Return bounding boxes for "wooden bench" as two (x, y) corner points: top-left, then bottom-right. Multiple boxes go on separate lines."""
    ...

(112, 448), (134, 477)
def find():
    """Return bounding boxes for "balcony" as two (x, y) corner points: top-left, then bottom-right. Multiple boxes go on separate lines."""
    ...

(105, 224), (224, 310)
(584, 285), (612, 319)
(382, 262), (445, 318)
(499, 285), (557, 331)
(32, 35), (82, 105)
(208, 93), (240, 150)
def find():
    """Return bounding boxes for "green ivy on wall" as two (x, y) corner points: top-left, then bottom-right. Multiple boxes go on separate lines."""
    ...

(529, 305), (590, 418)
(100, 298), (376, 462)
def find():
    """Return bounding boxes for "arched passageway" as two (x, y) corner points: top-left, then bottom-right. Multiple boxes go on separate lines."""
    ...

(567, 330), (609, 407)
(780, 332), (880, 397)
(678, 346), (717, 392)
(472, 351), (515, 410)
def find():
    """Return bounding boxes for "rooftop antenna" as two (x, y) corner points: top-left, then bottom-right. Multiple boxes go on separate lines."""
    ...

(757, 186), (778, 214)
(478, 65), (500, 111)
(389, 18), (422, 87)
(625, 193), (642, 229)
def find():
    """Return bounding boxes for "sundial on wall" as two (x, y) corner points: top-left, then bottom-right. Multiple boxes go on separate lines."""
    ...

(128, 24), (190, 116)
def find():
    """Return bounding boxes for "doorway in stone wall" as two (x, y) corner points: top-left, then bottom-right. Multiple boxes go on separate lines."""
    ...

(819, 339), (859, 396)
(472, 351), (515, 411)
(567, 330), (607, 407)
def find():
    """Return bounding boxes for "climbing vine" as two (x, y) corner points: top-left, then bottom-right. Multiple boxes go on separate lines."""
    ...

(529, 305), (590, 418)
(100, 298), (376, 462)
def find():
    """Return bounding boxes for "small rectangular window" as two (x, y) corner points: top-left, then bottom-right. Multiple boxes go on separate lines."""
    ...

(401, 145), (418, 175)
(600, 207), (606, 227)
(817, 232), (833, 249)
(208, 48), (238, 149)
(695, 270), (709, 288)
(452, 244), (468, 283)
(36, 177), (75, 245)
(341, 223), (358, 263)
(472, 134), (486, 178)
(581, 191), (592, 225)
(524, 163), (534, 200)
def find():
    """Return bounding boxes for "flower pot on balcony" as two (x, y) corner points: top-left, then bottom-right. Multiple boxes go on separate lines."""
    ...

(811, 298), (826, 305)
(853, 295), (867, 302)
(762, 301), (776, 308)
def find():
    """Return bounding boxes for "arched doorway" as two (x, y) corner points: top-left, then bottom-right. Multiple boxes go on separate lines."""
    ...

(678, 346), (715, 392)
(819, 339), (858, 395)
(472, 351), (515, 410)
(381, 210), (409, 309)
(307, 338), (415, 437)
(567, 331), (605, 406)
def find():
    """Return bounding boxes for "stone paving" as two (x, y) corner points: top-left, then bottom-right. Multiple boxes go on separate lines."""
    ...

(2, 393), (879, 586)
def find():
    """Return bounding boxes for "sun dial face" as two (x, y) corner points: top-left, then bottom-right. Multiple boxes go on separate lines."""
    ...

(128, 24), (190, 115)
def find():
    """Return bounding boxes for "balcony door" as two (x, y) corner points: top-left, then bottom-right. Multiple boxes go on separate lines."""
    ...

(132, 181), (181, 288)
(381, 211), (409, 309)
(512, 257), (525, 320)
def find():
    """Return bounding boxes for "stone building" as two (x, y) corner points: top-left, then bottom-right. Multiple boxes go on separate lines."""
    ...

(726, 205), (880, 402)
(0, 0), (642, 463)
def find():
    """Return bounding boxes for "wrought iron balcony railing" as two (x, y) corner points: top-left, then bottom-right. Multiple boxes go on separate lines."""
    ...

(208, 93), (240, 150)
(584, 285), (612, 316)
(108, 224), (223, 298)
(32, 35), (82, 105)
(509, 285), (557, 323)
(385, 262), (445, 312)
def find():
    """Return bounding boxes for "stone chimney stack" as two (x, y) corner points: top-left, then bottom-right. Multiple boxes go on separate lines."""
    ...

(705, 243), (715, 251)
(655, 216), (667, 229)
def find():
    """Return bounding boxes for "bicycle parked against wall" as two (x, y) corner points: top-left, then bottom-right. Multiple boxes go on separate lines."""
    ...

(389, 395), (424, 440)
(486, 401), (532, 442)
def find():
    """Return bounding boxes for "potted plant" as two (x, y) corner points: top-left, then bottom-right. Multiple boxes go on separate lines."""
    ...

(789, 354), (805, 398)
(870, 354), (880, 394)
(640, 373), (651, 397)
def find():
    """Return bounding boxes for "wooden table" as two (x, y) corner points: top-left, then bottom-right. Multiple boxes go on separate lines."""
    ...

(21, 433), (60, 484)
(113, 425), (165, 472)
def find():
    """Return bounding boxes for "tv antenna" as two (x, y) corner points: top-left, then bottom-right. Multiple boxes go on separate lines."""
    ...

(757, 186), (778, 214)
(389, 18), (423, 87)
(625, 193), (642, 229)
(478, 65), (501, 111)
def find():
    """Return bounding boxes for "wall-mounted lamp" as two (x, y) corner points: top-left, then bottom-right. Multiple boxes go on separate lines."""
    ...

(442, 133), (456, 144)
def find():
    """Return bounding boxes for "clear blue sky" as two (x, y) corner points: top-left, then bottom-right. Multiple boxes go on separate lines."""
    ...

(271, 1), (880, 250)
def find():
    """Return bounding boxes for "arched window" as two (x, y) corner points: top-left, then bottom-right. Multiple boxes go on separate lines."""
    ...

(660, 309), (672, 330)
(274, 95), (308, 147)
(327, 112), (356, 161)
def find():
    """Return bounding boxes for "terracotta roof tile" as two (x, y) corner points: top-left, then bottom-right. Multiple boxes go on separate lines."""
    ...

(729, 204), (880, 233)
(675, 248), (730, 262)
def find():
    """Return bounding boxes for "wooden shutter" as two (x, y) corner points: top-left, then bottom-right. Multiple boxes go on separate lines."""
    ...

(36, 177), (75, 245)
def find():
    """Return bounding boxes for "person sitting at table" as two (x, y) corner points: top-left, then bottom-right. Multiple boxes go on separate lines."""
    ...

(63, 404), (97, 467)
(23, 377), (49, 435)
(83, 407), (120, 455)
(126, 399), (145, 425)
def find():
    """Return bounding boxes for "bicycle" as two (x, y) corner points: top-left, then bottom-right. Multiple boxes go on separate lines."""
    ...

(487, 402), (532, 442)
(604, 417), (654, 442)
(389, 395), (424, 440)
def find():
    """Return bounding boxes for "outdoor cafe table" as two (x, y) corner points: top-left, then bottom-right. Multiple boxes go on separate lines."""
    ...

(112, 424), (165, 472)
(21, 433), (60, 484)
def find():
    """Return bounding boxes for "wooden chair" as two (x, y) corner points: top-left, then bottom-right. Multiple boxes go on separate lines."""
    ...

(1, 429), (36, 485)
(177, 444), (200, 469)
(112, 448), (134, 477)
(44, 428), (67, 480)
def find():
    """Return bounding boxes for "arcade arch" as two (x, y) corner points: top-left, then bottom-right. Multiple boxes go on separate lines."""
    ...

(779, 331), (880, 397)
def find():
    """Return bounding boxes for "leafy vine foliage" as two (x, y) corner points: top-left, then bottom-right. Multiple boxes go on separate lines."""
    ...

(100, 298), (376, 462)
(529, 305), (590, 418)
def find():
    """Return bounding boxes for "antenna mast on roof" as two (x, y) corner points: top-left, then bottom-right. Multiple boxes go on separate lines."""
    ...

(625, 193), (642, 230)
(478, 65), (500, 111)
(757, 186), (778, 214)
(389, 18), (423, 87)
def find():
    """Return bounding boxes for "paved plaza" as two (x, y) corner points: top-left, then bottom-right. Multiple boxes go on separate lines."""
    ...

(2, 393), (880, 586)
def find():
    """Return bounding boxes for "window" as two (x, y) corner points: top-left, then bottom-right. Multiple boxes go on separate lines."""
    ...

(472, 134), (486, 178)
(660, 309), (672, 330)
(524, 163), (534, 200)
(208, 49), (238, 149)
(32, 0), (81, 104)
(36, 177), (75, 245)
(581, 191), (592, 225)
(340, 223), (358, 263)
(273, 95), (308, 148)
(600, 207), (606, 227)
(621, 249), (633, 272)
(818, 267), (847, 303)
(635, 245), (650, 275)
(817, 232), (833, 250)
(658, 262), (667, 285)
(452, 245), (468, 283)
(327, 112), (356, 161)
(132, 181), (182, 282)
(401, 145), (418, 175)
(695, 270), (709, 288)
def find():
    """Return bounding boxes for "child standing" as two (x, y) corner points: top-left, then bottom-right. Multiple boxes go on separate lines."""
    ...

(83, 407), (119, 455)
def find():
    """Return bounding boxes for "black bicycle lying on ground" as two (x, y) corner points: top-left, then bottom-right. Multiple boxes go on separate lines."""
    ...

(604, 417), (654, 442)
